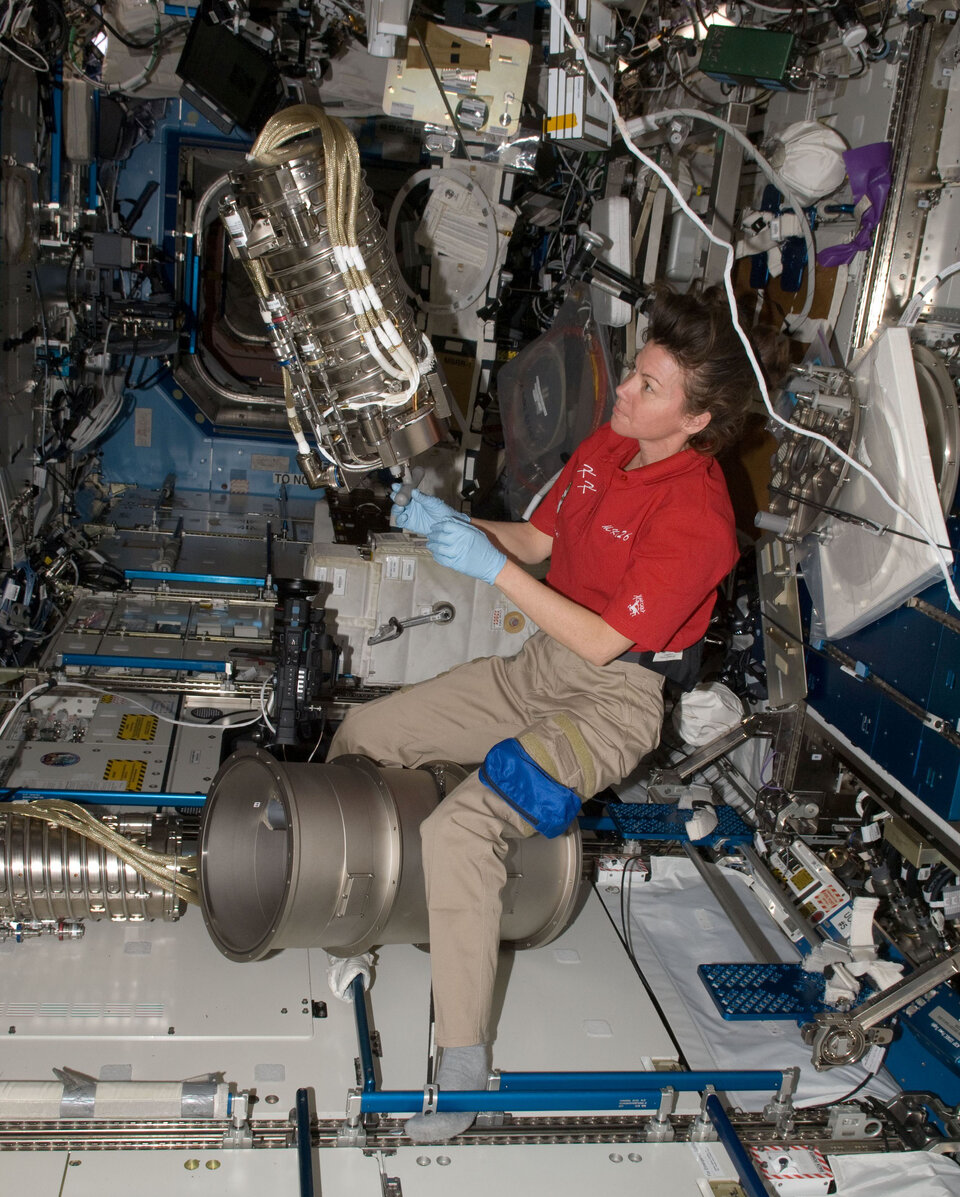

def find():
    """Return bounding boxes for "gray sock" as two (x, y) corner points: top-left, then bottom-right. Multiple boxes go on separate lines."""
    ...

(404, 1044), (490, 1143)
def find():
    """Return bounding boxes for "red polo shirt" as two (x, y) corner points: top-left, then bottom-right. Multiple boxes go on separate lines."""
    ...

(529, 424), (738, 653)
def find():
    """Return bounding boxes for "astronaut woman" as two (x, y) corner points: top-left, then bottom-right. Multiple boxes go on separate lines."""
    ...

(328, 285), (778, 1141)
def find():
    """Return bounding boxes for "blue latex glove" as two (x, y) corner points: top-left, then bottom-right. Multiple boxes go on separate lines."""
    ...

(390, 484), (469, 536)
(426, 517), (507, 586)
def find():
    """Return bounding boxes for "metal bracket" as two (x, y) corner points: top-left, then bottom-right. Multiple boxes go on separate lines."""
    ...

(337, 1089), (367, 1147)
(690, 1086), (720, 1142)
(645, 1085), (676, 1142)
(763, 1066), (799, 1135)
(884, 1091), (960, 1150)
(475, 1069), (505, 1128)
(827, 1104), (884, 1140)
(422, 1083), (439, 1116)
(802, 948), (960, 1070)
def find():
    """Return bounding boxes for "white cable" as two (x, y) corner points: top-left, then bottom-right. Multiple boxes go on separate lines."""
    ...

(522, 468), (563, 522)
(898, 260), (960, 328)
(0, 682), (52, 740)
(259, 678), (275, 733)
(50, 680), (268, 730)
(547, 0), (960, 615)
(0, 34), (48, 71)
(0, 468), (17, 569)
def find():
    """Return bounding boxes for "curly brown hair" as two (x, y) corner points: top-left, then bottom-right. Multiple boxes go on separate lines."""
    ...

(643, 284), (789, 455)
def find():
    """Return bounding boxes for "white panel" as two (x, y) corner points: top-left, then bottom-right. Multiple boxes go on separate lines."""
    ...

(0, 911), (313, 1041)
(351, 1142), (738, 1197)
(589, 198), (632, 327)
(56, 1150), (308, 1197)
(801, 327), (952, 640)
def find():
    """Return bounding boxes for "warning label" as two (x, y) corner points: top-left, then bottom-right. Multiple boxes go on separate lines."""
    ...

(118, 714), (158, 741)
(103, 759), (147, 791)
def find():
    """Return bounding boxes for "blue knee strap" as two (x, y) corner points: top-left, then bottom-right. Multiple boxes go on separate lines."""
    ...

(479, 739), (581, 838)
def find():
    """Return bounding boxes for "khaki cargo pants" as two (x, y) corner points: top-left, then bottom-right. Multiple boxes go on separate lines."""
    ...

(328, 630), (664, 1047)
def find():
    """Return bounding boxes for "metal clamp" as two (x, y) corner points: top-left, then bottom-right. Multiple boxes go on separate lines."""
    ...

(337, 1090), (367, 1147)
(475, 1070), (504, 1128)
(422, 1083), (439, 1116)
(645, 1086), (676, 1142)
(802, 948), (960, 1070)
(690, 1086), (719, 1142)
(763, 1067), (799, 1135)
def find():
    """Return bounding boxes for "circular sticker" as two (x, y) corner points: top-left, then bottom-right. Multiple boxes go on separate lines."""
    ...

(504, 611), (526, 634)
(41, 752), (80, 767)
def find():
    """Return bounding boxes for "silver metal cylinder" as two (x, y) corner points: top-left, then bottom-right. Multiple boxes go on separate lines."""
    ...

(199, 751), (584, 962)
(222, 131), (443, 472)
(0, 813), (185, 923)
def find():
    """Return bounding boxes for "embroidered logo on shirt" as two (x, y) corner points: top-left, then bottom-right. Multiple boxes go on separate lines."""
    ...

(576, 463), (598, 495)
(628, 594), (645, 617)
(602, 524), (631, 541)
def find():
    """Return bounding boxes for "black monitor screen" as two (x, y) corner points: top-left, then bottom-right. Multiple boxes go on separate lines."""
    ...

(177, 14), (283, 133)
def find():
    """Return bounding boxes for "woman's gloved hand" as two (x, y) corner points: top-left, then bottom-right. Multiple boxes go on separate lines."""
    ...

(426, 518), (507, 586)
(390, 484), (469, 537)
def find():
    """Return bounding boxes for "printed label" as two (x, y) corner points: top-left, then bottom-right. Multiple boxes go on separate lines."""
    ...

(134, 408), (152, 447)
(118, 714), (158, 742)
(250, 454), (290, 472)
(103, 759), (147, 792)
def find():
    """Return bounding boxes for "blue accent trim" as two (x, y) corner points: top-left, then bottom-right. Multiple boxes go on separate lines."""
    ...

(352, 975), (377, 1093)
(578, 816), (615, 831)
(361, 1089), (665, 1113)
(295, 1089), (316, 1197)
(189, 248), (200, 354)
(124, 570), (265, 586)
(88, 93), (99, 211)
(51, 63), (63, 205)
(1, 789), (206, 806)
(705, 1094), (770, 1197)
(480, 739), (581, 838)
(60, 653), (228, 673)
(607, 801), (753, 846)
(498, 1070), (783, 1091)
(358, 1071), (782, 1114)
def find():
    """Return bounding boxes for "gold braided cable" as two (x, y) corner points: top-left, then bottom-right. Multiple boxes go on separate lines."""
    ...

(250, 104), (327, 162)
(9, 800), (200, 905)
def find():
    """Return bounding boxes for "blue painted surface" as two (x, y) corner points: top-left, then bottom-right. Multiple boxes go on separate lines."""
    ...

(608, 801), (753, 845)
(497, 1070), (782, 1091)
(60, 654), (228, 673)
(357, 1070), (782, 1114)
(352, 975), (378, 1094)
(1, 789), (206, 805)
(94, 100), (324, 499)
(125, 570), (265, 586)
(806, 515), (960, 819)
(51, 62), (63, 205)
(886, 983), (960, 1106)
(98, 377), (316, 497)
(698, 962), (870, 1021)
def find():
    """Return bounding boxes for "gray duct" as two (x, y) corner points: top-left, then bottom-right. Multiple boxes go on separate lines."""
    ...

(198, 751), (584, 962)
(0, 812), (185, 923)
(220, 105), (446, 486)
